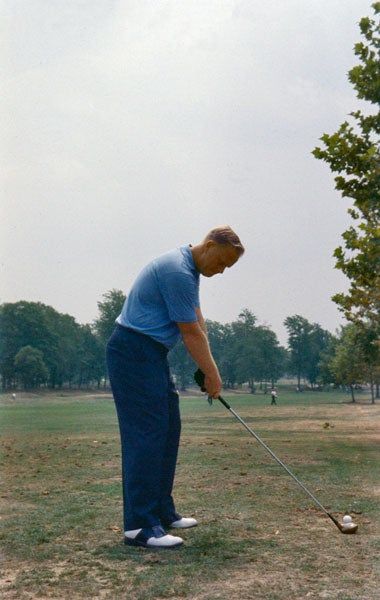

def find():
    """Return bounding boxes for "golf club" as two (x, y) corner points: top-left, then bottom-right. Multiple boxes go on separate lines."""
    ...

(194, 369), (358, 535)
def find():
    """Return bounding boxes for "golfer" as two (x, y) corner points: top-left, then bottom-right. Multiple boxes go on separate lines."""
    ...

(106, 226), (244, 548)
(270, 388), (278, 405)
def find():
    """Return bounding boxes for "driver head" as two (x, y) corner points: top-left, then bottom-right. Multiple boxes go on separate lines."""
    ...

(340, 522), (358, 534)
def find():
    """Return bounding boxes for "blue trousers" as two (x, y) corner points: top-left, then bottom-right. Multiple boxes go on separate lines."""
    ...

(106, 325), (181, 531)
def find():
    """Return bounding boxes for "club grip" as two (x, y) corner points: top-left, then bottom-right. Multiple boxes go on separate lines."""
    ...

(194, 369), (231, 409)
(194, 368), (206, 392)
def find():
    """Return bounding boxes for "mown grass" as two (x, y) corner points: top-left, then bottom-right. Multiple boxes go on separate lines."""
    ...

(0, 389), (379, 599)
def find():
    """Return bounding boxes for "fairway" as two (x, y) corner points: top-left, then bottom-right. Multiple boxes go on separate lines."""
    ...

(1, 389), (379, 599)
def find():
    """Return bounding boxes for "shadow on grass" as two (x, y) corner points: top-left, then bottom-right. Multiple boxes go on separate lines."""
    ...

(93, 525), (266, 566)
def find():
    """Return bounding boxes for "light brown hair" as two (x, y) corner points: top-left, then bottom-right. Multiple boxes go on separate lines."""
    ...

(204, 226), (245, 256)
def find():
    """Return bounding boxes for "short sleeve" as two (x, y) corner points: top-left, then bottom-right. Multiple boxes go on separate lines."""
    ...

(160, 272), (198, 323)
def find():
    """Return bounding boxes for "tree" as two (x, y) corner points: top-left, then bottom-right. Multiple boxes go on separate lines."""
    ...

(319, 324), (379, 402)
(312, 2), (380, 331)
(93, 289), (126, 346)
(284, 316), (332, 389)
(355, 323), (380, 403)
(230, 310), (258, 391)
(253, 326), (288, 389)
(205, 320), (235, 387)
(229, 311), (286, 392)
(93, 290), (126, 387)
(329, 325), (368, 402)
(168, 340), (195, 391)
(47, 312), (84, 388)
(217, 323), (238, 388)
(0, 301), (57, 389)
(235, 325), (285, 391)
(0, 301), (105, 390)
(318, 333), (340, 387)
(284, 315), (313, 389)
(77, 325), (105, 388)
(14, 346), (49, 389)
(306, 325), (332, 387)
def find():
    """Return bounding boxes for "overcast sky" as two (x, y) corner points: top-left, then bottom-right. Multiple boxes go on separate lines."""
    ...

(1, 0), (373, 345)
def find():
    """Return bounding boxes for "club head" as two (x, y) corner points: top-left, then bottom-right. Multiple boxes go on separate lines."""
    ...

(340, 522), (358, 534)
(328, 512), (358, 535)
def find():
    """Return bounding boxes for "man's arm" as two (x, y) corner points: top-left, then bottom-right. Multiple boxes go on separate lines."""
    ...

(195, 306), (207, 335)
(177, 319), (222, 398)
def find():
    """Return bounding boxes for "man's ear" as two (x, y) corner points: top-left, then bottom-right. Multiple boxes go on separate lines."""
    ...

(205, 240), (216, 251)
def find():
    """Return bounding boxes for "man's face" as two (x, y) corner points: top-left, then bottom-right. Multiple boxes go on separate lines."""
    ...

(200, 242), (240, 277)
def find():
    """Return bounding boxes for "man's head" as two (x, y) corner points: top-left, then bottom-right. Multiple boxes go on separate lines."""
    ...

(192, 225), (244, 277)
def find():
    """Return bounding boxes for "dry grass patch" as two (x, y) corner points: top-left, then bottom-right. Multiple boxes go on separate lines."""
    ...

(0, 391), (378, 599)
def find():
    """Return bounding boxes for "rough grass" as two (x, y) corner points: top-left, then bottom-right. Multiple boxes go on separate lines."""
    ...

(0, 389), (379, 599)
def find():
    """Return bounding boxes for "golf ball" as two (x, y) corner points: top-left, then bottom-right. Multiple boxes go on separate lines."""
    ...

(343, 515), (352, 523)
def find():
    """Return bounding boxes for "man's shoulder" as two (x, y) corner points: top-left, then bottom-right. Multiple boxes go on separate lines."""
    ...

(155, 245), (195, 275)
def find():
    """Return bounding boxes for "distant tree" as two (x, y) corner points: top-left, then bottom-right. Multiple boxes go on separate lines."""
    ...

(253, 326), (288, 389)
(93, 289), (126, 346)
(305, 325), (332, 388)
(313, 2), (380, 333)
(49, 313), (85, 388)
(329, 325), (368, 402)
(0, 301), (57, 389)
(230, 312), (286, 392)
(234, 330), (259, 392)
(14, 346), (49, 389)
(319, 323), (379, 402)
(284, 315), (313, 389)
(0, 301), (105, 390)
(217, 323), (238, 388)
(204, 319), (228, 365)
(356, 324), (380, 403)
(285, 316), (332, 389)
(318, 333), (340, 387)
(77, 324), (105, 388)
(230, 310), (258, 391)
(168, 340), (195, 391)
(233, 309), (257, 336)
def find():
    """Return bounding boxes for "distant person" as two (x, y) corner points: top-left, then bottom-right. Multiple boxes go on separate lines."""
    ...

(270, 388), (277, 405)
(106, 226), (244, 548)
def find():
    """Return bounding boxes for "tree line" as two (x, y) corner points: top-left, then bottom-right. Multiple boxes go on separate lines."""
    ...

(0, 301), (104, 390)
(0, 293), (377, 401)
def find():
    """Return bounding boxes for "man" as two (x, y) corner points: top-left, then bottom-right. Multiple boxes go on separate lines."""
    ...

(106, 226), (244, 548)
(270, 387), (277, 405)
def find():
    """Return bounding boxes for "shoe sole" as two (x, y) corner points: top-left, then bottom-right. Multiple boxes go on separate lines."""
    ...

(124, 538), (183, 549)
(170, 522), (198, 529)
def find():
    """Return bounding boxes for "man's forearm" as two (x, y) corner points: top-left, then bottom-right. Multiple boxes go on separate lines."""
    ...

(178, 323), (219, 377)
(180, 325), (218, 377)
(195, 307), (208, 336)
(177, 319), (222, 397)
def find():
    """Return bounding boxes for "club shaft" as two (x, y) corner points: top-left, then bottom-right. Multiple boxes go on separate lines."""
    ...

(217, 396), (340, 528)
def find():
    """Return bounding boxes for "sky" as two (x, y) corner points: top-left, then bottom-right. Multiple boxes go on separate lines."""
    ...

(1, 0), (374, 346)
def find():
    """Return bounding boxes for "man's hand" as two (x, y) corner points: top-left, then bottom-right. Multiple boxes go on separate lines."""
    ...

(204, 372), (222, 399)
(194, 368), (222, 399)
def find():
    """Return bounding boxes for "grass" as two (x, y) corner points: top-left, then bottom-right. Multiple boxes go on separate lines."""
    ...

(0, 388), (379, 599)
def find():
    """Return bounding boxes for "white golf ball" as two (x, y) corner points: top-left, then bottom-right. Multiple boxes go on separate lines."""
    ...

(343, 515), (352, 523)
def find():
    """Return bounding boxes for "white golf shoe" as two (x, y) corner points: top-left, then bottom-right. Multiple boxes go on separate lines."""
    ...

(169, 516), (198, 529)
(124, 525), (183, 548)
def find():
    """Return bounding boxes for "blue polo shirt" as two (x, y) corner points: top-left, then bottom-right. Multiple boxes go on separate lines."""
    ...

(116, 245), (200, 349)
